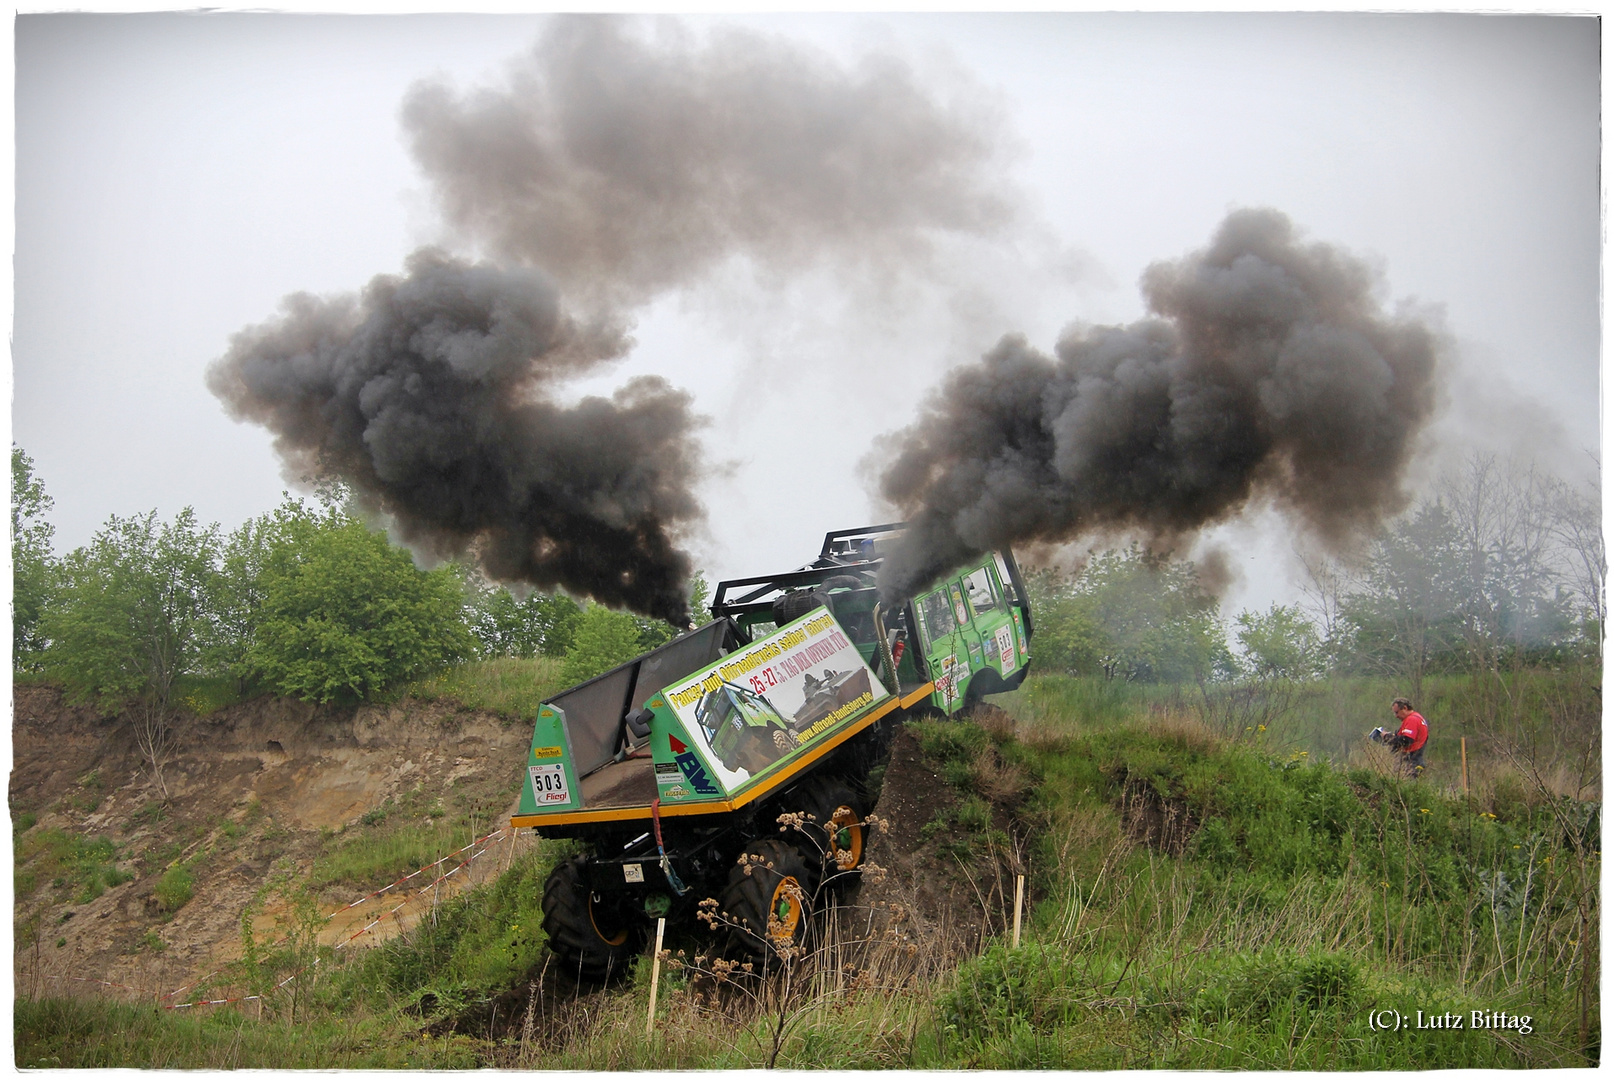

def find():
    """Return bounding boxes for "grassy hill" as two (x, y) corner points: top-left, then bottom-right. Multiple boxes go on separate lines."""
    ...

(15, 668), (1599, 1068)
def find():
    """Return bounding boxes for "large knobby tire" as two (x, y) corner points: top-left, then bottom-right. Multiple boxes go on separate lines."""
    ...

(795, 776), (868, 882)
(721, 839), (817, 959)
(541, 857), (646, 984)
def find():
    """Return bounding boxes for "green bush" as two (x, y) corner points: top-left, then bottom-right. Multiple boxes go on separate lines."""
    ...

(1197, 950), (1361, 1020)
(155, 866), (195, 913)
(249, 508), (474, 703)
(558, 605), (645, 685)
(937, 942), (1087, 1043)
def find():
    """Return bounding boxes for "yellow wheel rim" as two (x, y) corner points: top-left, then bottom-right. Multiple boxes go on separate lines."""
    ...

(827, 806), (864, 870)
(767, 876), (804, 943)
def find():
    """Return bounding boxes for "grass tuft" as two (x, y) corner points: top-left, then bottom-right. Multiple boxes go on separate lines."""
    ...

(404, 657), (567, 721)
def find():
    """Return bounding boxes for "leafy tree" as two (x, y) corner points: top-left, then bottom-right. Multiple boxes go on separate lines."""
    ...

(42, 508), (220, 798)
(1438, 455), (1574, 669)
(1078, 547), (1231, 683)
(688, 571), (711, 623)
(1234, 604), (1322, 681)
(248, 508), (474, 703)
(1020, 567), (1106, 676)
(1020, 548), (1229, 682)
(11, 448), (57, 670)
(1338, 501), (1469, 701)
(207, 498), (314, 690)
(559, 604), (646, 685)
(1305, 459), (1601, 680)
(1543, 471), (1605, 644)
(462, 573), (584, 660)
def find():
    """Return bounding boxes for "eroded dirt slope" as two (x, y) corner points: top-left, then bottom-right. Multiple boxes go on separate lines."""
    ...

(12, 686), (530, 1002)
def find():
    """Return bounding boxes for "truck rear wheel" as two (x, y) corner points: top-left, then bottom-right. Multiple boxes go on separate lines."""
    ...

(721, 839), (817, 959)
(541, 856), (646, 983)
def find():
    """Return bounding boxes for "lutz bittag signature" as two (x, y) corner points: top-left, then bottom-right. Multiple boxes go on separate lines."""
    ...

(1367, 1009), (1534, 1035)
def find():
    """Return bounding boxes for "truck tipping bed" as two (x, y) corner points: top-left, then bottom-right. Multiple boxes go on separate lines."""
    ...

(513, 608), (923, 828)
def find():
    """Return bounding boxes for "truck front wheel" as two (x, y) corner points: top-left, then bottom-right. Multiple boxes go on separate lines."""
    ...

(541, 857), (646, 983)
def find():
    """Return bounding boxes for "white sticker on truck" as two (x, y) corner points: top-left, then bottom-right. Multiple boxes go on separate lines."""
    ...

(996, 625), (1016, 671)
(528, 763), (571, 805)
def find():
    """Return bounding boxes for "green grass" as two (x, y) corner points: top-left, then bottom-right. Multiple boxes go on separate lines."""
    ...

(312, 781), (520, 892)
(154, 865), (195, 913)
(16, 669), (1597, 1068)
(1010, 665), (1601, 805)
(171, 675), (250, 716)
(14, 828), (133, 907)
(312, 821), (485, 891)
(14, 998), (485, 1069)
(404, 656), (567, 721)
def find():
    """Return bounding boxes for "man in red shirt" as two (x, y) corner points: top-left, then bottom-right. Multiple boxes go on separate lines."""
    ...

(1387, 697), (1428, 778)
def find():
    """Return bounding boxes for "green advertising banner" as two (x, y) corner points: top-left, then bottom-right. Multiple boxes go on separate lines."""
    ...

(659, 608), (892, 795)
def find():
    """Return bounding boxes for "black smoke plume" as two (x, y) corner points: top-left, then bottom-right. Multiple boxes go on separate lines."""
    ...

(213, 16), (1015, 620)
(876, 208), (1442, 602)
(207, 250), (702, 623)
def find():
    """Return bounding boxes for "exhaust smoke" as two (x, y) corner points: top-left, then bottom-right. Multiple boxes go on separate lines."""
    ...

(401, 15), (1013, 314)
(207, 251), (702, 623)
(211, 15), (1015, 621)
(875, 208), (1443, 602)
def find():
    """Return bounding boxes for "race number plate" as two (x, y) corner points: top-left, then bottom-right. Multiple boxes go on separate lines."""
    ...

(528, 763), (571, 805)
(996, 625), (1016, 671)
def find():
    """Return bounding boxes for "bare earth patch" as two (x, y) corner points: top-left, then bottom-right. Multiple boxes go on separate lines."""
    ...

(12, 686), (527, 1004)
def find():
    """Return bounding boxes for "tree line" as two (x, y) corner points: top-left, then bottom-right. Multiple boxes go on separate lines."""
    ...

(13, 447), (1601, 723)
(11, 448), (701, 789)
(1024, 455), (1602, 698)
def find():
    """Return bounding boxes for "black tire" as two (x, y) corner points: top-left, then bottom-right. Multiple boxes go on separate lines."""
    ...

(773, 590), (825, 627)
(793, 776), (868, 882)
(773, 574), (866, 629)
(720, 838), (817, 959)
(540, 857), (646, 984)
(812, 575), (866, 609)
(771, 727), (799, 756)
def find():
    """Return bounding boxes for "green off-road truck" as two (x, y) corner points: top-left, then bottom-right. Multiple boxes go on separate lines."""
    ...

(512, 523), (1033, 981)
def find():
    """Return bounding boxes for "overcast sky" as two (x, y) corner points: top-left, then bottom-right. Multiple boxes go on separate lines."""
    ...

(11, 12), (1601, 619)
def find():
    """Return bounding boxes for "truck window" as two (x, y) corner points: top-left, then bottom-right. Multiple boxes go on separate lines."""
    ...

(963, 566), (1002, 618)
(919, 589), (956, 645)
(992, 552), (1021, 605)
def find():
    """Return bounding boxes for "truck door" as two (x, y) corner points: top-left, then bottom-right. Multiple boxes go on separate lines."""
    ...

(946, 576), (990, 702)
(960, 563), (1019, 685)
(914, 585), (965, 713)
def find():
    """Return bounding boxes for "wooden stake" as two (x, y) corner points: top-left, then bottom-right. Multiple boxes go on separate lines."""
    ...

(1012, 875), (1025, 948)
(645, 917), (666, 1037)
(1461, 737), (1469, 794)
